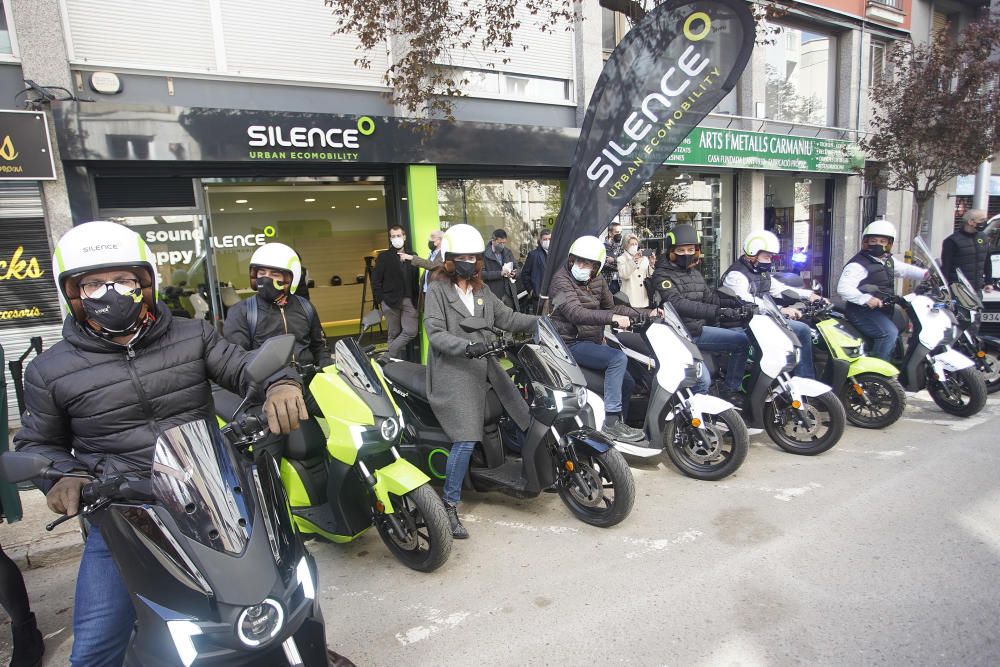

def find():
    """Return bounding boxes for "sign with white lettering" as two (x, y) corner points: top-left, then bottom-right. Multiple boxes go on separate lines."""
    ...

(0, 217), (62, 327)
(664, 127), (863, 173)
(0, 111), (57, 180)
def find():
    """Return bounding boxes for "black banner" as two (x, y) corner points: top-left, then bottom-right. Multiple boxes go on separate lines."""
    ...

(0, 217), (62, 328)
(0, 111), (56, 180)
(541, 0), (754, 296)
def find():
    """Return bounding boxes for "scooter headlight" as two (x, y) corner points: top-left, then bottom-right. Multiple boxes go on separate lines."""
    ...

(842, 344), (864, 358)
(379, 417), (400, 441)
(237, 599), (284, 647)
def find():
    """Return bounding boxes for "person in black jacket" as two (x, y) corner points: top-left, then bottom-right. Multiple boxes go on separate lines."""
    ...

(652, 225), (751, 404)
(13, 221), (307, 667)
(941, 208), (993, 292)
(372, 225), (420, 360)
(482, 229), (519, 309)
(520, 229), (550, 314)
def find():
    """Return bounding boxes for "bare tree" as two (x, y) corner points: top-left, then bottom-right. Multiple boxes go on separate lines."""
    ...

(861, 14), (1000, 240)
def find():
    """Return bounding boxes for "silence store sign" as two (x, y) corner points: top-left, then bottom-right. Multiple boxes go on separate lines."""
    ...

(665, 127), (863, 173)
(246, 116), (377, 161)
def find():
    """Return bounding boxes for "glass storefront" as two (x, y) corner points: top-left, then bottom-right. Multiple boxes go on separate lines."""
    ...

(437, 178), (564, 262)
(764, 174), (832, 292)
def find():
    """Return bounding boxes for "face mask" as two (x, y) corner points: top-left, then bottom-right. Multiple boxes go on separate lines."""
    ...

(82, 289), (144, 335)
(627, 245), (639, 254)
(391, 237), (405, 249)
(613, 234), (622, 243)
(864, 244), (889, 258)
(541, 240), (550, 251)
(428, 240), (436, 252)
(753, 260), (772, 274)
(674, 254), (694, 269)
(571, 265), (592, 282)
(975, 221), (988, 232)
(454, 260), (477, 279)
(256, 276), (286, 303)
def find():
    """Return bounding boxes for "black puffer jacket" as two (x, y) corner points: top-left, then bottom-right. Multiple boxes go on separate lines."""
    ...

(224, 294), (332, 369)
(652, 258), (738, 337)
(549, 266), (640, 344)
(14, 304), (265, 487)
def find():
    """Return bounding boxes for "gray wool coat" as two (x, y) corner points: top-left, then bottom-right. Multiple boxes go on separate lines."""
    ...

(424, 279), (538, 443)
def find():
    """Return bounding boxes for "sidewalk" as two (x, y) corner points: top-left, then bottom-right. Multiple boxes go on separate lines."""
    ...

(3, 487), (84, 570)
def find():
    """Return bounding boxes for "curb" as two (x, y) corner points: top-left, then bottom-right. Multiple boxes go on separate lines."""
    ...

(7, 530), (84, 571)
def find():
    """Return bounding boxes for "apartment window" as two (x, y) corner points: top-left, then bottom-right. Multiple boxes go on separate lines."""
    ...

(601, 8), (630, 59)
(869, 41), (887, 87)
(763, 23), (837, 126)
(0, 0), (15, 56)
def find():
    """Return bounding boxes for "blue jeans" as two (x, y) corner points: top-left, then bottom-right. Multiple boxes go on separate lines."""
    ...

(567, 341), (634, 417)
(787, 319), (816, 379)
(846, 304), (898, 361)
(694, 326), (749, 392)
(72, 528), (135, 667)
(442, 441), (476, 505)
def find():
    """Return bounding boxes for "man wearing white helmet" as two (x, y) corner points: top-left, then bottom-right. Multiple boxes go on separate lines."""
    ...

(549, 235), (651, 443)
(837, 218), (928, 360)
(13, 221), (307, 665)
(225, 242), (332, 412)
(722, 230), (824, 379)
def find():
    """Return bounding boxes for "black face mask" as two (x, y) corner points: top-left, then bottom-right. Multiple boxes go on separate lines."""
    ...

(256, 276), (287, 303)
(975, 222), (988, 232)
(613, 234), (622, 243)
(428, 241), (436, 252)
(864, 244), (889, 259)
(753, 260), (773, 274)
(454, 261), (477, 279)
(674, 254), (695, 269)
(82, 289), (144, 335)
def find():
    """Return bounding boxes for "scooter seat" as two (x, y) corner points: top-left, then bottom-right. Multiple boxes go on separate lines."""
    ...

(615, 331), (653, 357)
(383, 361), (428, 399)
(580, 366), (606, 394)
(212, 385), (244, 422)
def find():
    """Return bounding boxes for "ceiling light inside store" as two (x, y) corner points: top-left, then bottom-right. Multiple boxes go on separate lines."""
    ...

(401, 197), (407, 201)
(236, 199), (248, 204)
(219, 208), (225, 212)
(248, 207), (254, 211)
(367, 197), (378, 201)
(304, 198), (316, 202)
(330, 206), (336, 209)
(355, 205), (360, 209)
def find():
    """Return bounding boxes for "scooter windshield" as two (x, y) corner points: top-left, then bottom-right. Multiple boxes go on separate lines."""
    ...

(757, 294), (785, 321)
(913, 235), (948, 289)
(151, 419), (255, 556)
(519, 317), (586, 390)
(953, 268), (982, 310)
(335, 337), (385, 396)
(660, 303), (691, 341)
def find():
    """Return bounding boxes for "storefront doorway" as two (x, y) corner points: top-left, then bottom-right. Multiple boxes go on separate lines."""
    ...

(764, 175), (834, 293)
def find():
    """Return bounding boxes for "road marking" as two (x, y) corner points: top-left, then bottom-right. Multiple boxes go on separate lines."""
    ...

(396, 610), (471, 645)
(462, 514), (580, 535)
(767, 482), (822, 502)
(619, 529), (703, 559)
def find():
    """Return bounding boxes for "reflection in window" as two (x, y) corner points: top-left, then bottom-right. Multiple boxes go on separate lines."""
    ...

(1, 1), (12, 55)
(108, 135), (153, 160)
(764, 24), (835, 126)
(438, 179), (565, 262)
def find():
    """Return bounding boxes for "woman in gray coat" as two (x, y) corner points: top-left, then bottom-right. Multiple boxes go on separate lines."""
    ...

(423, 224), (538, 539)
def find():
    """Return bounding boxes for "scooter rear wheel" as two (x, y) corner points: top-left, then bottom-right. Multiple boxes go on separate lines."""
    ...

(839, 374), (906, 429)
(557, 448), (635, 527)
(763, 390), (845, 455)
(928, 366), (988, 417)
(374, 485), (452, 572)
(662, 408), (748, 481)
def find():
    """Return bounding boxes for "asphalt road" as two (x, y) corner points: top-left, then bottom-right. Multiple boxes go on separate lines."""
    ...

(5, 389), (1000, 666)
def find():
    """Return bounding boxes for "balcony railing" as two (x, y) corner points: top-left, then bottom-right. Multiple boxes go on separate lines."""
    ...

(869, 0), (903, 9)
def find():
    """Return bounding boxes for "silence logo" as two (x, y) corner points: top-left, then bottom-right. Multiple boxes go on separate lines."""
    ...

(0, 136), (18, 161)
(247, 116), (376, 155)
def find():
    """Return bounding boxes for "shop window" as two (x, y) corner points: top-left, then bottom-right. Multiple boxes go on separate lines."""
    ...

(437, 178), (565, 262)
(0, 1), (14, 56)
(764, 175), (831, 292)
(763, 23), (836, 126)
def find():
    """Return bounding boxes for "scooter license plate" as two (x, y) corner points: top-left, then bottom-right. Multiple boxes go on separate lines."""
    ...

(981, 312), (1000, 323)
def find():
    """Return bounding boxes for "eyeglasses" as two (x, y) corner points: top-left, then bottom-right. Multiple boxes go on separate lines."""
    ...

(79, 279), (141, 299)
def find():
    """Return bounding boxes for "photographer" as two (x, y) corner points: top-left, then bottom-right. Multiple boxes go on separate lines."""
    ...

(616, 234), (654, 308)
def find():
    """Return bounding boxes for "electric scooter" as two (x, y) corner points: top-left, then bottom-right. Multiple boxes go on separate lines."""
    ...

(383, 317), (635, 527)
(797, 299), (907, 429)
(710, 290), (847, 455)
(215, 311), (452, 573)
(588, 299), (749, 481)
(0, 335), (330, 666)
(949, 268), (1000, 393)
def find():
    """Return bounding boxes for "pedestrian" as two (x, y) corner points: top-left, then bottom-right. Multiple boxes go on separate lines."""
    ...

(372, 225), (420, 360)
(0, 508), (44, 667)
(481, 229), (519, 309)
(520, 229), (550, 313)
(837, 218), (928, 361)
(616, 233), (654, 307)
(423, 225), (538, 539)
(224, 242), (332, 414)
(941, 208), (993, 292)
(602, 222), (625, 294)
(13, 221), (307, 666)
(397, 229), (444, 296)
(549, 235), (652, 443)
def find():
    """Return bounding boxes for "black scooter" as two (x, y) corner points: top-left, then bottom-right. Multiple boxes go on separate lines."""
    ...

(382, 317), (636, 527)
(0, 336), (332, 667)
(949, 268), (1000, 393)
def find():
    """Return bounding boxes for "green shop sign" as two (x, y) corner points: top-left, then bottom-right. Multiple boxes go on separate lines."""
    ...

(665, 127), (863, 174)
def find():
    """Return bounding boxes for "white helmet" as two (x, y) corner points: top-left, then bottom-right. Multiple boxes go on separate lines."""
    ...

(440, 224), (485, 257)
(743, 230), (781, 257)
(52, 220), (158, 321)
(861, 218), (896, 243)
(250, 242), (302, 290)
(568, 236), (607, 264)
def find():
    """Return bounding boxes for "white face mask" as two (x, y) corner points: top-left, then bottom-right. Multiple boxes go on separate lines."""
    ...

(571, 265), (592, 282)
(541, 240), (550, 251)
(627, 244), (639, 254)
(390, 237), (405, 249)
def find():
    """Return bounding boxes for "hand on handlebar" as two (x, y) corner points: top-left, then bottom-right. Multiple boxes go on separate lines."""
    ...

(611, 314), (632, 329)
(866, 296), (883, 309)
(46, 477), (89, 516)
(465, 341), (490, 358)
(780, 306), (803, 320)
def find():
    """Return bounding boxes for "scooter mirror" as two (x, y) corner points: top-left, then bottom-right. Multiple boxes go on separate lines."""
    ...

(245, 334), (295, 384)
(0, 451), (54, 484)
(613, 291), (631, 306)
(459, 317), (490, 333)
(361, 309), (383, 330)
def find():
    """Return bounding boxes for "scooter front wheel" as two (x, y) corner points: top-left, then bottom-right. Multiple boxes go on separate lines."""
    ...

(976, 346), (1000, 394)
(764, 390), (845, 455)
(557, 448), (635, 527)
(839, 373), (906, 429)
(928, 366), (988, 417)
(662, 408), (748, 481)
(374, 485), (452, 572)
